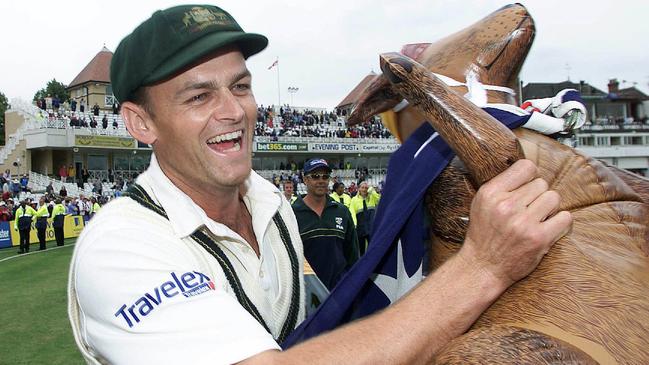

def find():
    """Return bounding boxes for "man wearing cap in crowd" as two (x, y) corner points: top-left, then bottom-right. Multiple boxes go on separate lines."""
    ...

(14, 199), (36, 254)
(34, 196), (50, 251)
(292, 158), (359, 291)
(67, 4), (571, 364)
(52, 199), (67, 246)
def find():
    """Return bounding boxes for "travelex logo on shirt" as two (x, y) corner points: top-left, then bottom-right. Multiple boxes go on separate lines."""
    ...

(115, 271), (215, 328)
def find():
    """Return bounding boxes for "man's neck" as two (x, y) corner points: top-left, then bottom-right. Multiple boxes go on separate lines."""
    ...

(303, 194), (327, 217)
(168, 174), (241, 223)
(162, 168), (261, 256)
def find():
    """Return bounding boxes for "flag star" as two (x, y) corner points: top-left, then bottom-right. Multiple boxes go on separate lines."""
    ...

(372, 240), (423, 304)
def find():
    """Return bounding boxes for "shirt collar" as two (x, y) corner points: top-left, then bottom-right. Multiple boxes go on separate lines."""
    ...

(241, 170), (284, 242)
(293, 195), (337, 212)
(138, 154), (283, 239)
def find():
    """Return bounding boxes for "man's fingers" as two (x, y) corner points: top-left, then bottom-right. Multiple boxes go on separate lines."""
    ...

(526, 189), (561, 222)
(512, 178), (549, 208)
(486, 159), (537, 192)
(540, 210), (573, 247)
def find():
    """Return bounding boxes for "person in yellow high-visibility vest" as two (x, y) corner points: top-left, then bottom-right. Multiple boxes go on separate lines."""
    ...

(329, 182), (351, 208)
(34, 196), (50, 250)
(52, 199), (67, 246)
(90, 197), (101, 218)
(14, 200), (36, 254)
(349, 182), (381, 255)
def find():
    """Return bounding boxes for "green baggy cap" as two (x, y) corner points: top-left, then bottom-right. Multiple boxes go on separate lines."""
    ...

(111, 4), (268, 103)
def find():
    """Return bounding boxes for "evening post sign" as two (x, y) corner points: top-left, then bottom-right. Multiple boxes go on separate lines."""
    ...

(254, 142), (398, 153)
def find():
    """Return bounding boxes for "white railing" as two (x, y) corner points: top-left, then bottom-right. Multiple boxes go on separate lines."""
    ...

(31, 171), (117, 198)
(253, 135), (398, 144)
(0, 99), (42, 164)
(28, 171), (86, 198)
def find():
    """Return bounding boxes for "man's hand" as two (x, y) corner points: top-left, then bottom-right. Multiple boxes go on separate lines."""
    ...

(242, 163), (571, 365)
(459, 159), (572, 289)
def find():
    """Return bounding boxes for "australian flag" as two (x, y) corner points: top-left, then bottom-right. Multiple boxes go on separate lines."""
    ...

(282, 105), (556, 348)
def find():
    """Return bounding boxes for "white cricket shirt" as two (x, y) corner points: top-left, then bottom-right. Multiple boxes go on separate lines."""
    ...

(68, 155), (305, 365)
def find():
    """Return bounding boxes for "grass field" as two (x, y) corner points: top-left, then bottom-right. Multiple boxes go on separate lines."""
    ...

(0, 238), (84, 365)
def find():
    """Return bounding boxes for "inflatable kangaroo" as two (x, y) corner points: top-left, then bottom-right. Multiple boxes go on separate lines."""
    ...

(349, 4), (649, 364)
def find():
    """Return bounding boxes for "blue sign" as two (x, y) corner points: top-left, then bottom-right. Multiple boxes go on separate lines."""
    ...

(0, 221), (12, 249)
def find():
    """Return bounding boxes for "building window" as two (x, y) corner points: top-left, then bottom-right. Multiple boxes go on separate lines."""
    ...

(88, 155), (108, 170)
(627, 136), (644, 145)
(105, 94), (115, 107)
(595, 103), (625, 122)
(113, 154), (130, 171)
(105, 85), (115, 106)
(579, 136), (594, 146)
(596, 136), (609, 146)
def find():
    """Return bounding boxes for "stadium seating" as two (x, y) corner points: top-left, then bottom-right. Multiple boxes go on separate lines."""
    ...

(1, 100), (395, 199)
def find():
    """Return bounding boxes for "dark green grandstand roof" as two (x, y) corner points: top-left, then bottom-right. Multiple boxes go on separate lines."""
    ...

(522, 81), (607, 100)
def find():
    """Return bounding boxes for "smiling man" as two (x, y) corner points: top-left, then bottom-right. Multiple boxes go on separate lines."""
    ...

(68, 4), (573, 365)
(67, 5), (306, 364)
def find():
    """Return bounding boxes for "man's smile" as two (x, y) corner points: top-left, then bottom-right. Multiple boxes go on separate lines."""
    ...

(206, 129), (243, 153)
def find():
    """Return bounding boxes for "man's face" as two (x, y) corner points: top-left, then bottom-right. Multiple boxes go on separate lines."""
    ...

(304, 168), (330, 198)
(144, 47), (257, 192)
(283, 182), (294, 196)
(335, 184), (345, 195)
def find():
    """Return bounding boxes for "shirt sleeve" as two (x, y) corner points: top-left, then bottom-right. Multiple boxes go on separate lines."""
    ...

(348, 198), (358, 226)
(72, 220), (279, 365)
(370, 190), (381, 206)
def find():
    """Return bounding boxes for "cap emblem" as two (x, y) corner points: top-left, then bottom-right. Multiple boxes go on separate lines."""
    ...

(183, 7), (231, 31)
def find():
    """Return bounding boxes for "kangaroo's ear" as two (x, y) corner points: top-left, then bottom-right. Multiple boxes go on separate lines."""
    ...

(120, 101), (157, 145)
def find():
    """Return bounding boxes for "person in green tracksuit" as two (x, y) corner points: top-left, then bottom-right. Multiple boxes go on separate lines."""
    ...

(292, 158), (359, 291)
(35, 196), (50, 250)
(52, 199), (67, 246)
(14, 200), (36, 254)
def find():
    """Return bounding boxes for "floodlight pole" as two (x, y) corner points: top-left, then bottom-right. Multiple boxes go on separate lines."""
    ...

(288, 87), (299, 106)
(276, 57), (281, 111)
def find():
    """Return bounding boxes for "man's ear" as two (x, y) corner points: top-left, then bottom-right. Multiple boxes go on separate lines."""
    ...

(121, 101), (157, 145)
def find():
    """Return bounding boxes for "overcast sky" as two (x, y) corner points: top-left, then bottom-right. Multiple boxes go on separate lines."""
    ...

(1, 0), (647, 109)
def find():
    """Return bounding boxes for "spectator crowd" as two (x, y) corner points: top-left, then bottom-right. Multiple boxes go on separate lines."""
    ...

(31, 100), (395, 141)
(255, 104), (392, 139)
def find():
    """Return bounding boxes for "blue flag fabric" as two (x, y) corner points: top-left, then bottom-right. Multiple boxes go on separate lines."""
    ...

(282, 107), (531, 348)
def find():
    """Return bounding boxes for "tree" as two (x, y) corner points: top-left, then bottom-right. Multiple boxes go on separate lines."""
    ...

(33, 78), (69, 104)
(0, 91), (7, 145)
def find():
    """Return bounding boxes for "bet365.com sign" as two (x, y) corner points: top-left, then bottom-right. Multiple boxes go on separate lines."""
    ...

(255, 142), (308, 152)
